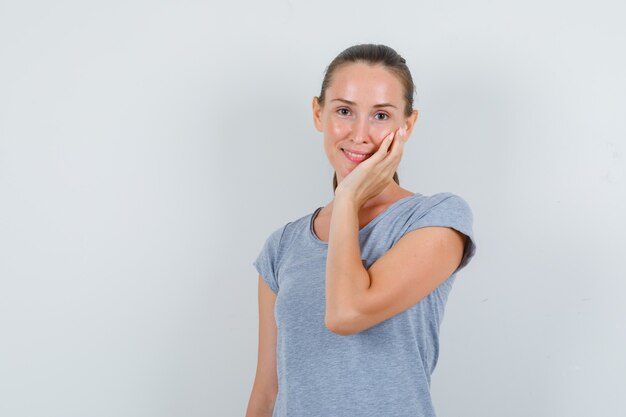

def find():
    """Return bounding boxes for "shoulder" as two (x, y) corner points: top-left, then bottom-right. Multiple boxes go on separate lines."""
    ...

(418, 192), (477, 271)
(401, 191), (476, 253)
(428, 192), (473, 216)
(392, 191), (472, 222)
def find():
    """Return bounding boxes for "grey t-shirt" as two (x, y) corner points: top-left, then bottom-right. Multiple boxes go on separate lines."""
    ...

(253, 192), (477, 417)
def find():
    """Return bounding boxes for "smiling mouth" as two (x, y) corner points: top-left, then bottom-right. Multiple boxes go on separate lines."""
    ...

(342, 148), (373, 162)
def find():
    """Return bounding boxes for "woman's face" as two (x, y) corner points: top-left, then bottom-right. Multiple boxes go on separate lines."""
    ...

(312, 62), (417, 183)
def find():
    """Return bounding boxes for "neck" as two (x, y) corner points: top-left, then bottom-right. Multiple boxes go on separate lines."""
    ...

(329, 182), (409, 211)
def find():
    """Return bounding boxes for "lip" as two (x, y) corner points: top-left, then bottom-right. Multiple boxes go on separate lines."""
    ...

(342, 148), (373, 163)
(342, 148), (372, 155)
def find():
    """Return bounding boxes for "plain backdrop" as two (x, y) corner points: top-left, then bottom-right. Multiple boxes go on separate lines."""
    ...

(1, 1), (625, 416)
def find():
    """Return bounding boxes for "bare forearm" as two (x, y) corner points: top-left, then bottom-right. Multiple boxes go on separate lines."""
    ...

(245, 406), (273, 417)
(325, 197), (371, 326)
(245, 392), (275, 417)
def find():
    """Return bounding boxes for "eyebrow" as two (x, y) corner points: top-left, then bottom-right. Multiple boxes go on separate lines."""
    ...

(331, 98), (397, 109)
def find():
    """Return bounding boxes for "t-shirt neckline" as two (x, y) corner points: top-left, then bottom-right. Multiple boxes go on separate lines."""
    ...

(308, 193), (418, 245)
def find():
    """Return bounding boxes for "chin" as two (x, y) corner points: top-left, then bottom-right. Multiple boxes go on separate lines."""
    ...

(338, 167), (353, 179)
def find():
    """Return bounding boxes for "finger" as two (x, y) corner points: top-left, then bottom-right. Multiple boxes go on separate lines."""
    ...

(382, 130), (396, 153)
(383, 128), (403, 158)
(392, 127), (406, 154)
(366, 131), (395, 164)
(395, 127), (406, 146)
(381, 128), (405, 168)
(363, 130), (400, 173)
(398, 126), (408, 143)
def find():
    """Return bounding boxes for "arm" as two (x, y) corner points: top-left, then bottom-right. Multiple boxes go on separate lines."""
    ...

(325, 197), (466, 336)
(245, 275), (278, 417)
(324, 197), (371, 333)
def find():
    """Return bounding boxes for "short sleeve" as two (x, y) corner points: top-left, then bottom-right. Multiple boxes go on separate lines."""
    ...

(252, 224), (287, 294)
(406, 193), (477, 274)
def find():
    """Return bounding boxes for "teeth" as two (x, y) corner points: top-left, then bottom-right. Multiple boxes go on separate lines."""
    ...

(345, 150), (370, 158)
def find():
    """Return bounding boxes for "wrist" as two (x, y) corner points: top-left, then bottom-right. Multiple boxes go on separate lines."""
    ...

(333, 194), (361, 212)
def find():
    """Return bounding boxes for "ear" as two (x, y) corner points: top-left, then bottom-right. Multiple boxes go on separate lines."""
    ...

(312, 96), (323, 132)
(403, 109), (419, 138)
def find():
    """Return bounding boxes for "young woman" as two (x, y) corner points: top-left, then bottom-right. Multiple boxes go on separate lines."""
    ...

(246, 44), (477, 417)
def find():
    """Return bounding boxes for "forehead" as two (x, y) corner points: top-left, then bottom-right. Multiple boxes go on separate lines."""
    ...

(326, 62), (404, 104)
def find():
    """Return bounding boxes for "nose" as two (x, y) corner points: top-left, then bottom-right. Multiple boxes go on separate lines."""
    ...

(351, 117), (370, 144)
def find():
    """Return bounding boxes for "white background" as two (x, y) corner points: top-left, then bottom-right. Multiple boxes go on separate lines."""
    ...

(1, 1), (624, 416)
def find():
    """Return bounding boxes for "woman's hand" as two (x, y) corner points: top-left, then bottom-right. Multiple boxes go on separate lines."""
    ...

(334, 126), (407, 208)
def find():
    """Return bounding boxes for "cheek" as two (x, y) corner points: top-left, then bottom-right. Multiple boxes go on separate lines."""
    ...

(370, 125), (391, 144)
(327, 119), (350, 137)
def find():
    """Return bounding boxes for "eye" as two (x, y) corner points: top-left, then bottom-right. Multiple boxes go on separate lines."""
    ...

(374, 112), (389, 121)
(337, 107), (351, 116)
